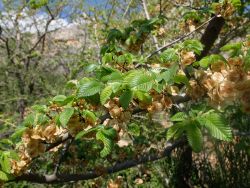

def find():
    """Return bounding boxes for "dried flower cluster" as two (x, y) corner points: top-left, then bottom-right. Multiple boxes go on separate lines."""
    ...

(188, 57), (250, 112)
(11, 123), (66, 175)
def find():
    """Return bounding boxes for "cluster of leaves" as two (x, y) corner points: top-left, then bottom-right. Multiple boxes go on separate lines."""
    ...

(0, 0), (249, 185)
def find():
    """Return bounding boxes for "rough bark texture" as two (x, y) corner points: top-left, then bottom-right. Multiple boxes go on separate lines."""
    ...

(197, 16), (225, 60)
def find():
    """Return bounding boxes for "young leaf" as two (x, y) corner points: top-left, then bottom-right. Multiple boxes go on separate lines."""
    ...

(77, 79), (102, 97)
(0, 170), (9, 181)
(96, 128), (116, 158)
(101, 72), (123, 83)
(134, 90), (152, 104)
(124, 71), (153, 92)
(186, 123), (203, 152)
(174, 74), (189, 85)
(167, 125), (181, 141)
(159, 63), (179, 83)
(170, 112), (187, 122)
(160, 48), (179, 63)
(183, 39), (204, 55)
(119, 90), (133, 109)
(52, 95), (67, 104)
(198, 112), (232, 141)
(75, 126), (101, 140)
(199, 54), (226, 68)
(59, 107), (74, 127)
(128, 123), (141, 136)
(100, 85), (113, 105)
(220, 42), (242, 57)
(0, 154), (11, 173)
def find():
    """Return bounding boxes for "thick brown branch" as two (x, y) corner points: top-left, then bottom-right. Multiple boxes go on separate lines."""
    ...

(197, 15), (225, 60)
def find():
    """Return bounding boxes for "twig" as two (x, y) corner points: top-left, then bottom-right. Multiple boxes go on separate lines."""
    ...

(142, 0), (159, 50)
(147, 15), (217, 59)
(53, 138), (73, 175)
(122, 0), (134, 18)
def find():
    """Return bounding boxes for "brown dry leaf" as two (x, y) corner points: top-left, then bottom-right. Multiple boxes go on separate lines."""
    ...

(181, 51), (196, 66)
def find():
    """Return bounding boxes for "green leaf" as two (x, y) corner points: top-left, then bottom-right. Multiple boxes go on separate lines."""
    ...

(52, 95), (67, 104)
(199, 54), (226, 68)
(244, 48), (250, 70)
(31, 105), (48, 113)
(174, 74), (189, 85)
(124, 71), (154, 92)
(0, 170), (9, 181)
(75, 126), (101, 140)
(82, 110), (97, 122)
(170, 112), (187, 122)
(100, 85), (113, 105)
(230, 0), (241, 8)
(183, 39), (204, 55)
(220, 42), (242, 57)
(159, 63), (179, 83)
(107, 29), (123, 42)
(110, 82), (122, 93)
(197, 112), (232, 141)
(160, 48), (179, 63)
(10, 127), (27, 140)
(102, 53), (114, 64)
(186, 123), (203, 152)
(167, 125), (181, 140)
(0, 154), (11, 173)
(29, 0), (48, 9)
(119, 90), (133, 109)
(128, 123), (141, 136)
(96, 128), (116, 157)
(134, 90), (152, 104)
(101, 71), (123, 83)
(77, 79), (103, 97)
(59, 107), (74, 127)
(66, 80), (78, 89)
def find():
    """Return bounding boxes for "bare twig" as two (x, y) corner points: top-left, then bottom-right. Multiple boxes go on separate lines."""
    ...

(122, 0), (134, 18)
(147, 15), (217, 59)
(53, 138), (73, 175)
(142, 0), (159, 50)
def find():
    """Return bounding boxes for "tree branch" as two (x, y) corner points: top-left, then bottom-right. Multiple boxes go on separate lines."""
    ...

(147, 15), (217, 59)
(13, 139), (186, 183)
(142, 0), (159, 50)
